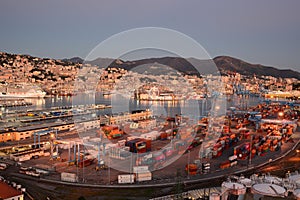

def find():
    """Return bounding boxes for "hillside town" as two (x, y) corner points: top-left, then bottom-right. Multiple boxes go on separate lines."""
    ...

(0, 52), (299, 99)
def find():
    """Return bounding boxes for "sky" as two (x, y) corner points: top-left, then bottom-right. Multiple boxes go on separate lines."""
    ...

(0, 0), (299, 71)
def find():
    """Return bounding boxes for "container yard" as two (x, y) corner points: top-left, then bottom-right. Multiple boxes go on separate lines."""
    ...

(0, 99), (299, 199)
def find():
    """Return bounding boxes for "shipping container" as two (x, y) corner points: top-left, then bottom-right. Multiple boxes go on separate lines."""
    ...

(109, 147), (131, 160)
(136, 154), (154, 165)
(126, 138), (151, 153)
(133, 166), (149, 173)
(220, 161), (231, 169)
(118, 174), (135, 184)
(135, 171), (152, 182)
(160, 132), (168, 140)
(186, 164), (198, 175)
(153, 151), (166, 162)
(61, 172), (78, 183)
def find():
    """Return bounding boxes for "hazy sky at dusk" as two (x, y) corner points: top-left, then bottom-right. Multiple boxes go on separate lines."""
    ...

(0, 0), (299, 71)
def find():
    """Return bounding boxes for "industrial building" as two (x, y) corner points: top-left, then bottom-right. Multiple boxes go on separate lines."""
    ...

(0, 110), (152, 143)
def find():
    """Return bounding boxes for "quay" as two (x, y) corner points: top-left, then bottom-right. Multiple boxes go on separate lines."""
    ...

(2, 104), (111, 124)
(0, 99), (32, 108)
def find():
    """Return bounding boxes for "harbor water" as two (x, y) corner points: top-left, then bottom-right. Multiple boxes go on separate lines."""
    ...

(1, 93), (262, 117)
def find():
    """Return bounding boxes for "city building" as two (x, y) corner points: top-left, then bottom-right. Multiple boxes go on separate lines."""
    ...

(0, 180), (24, 200)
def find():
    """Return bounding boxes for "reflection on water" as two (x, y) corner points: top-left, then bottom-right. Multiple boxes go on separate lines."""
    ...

(3, 93), (261, 117)
(25, 98), (45, 109)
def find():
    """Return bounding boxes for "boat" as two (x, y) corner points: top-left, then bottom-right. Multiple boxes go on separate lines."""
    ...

(265, 90), (300, 99)
(0, 83), (46, 98)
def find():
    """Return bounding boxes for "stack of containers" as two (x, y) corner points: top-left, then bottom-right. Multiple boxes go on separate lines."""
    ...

(109, 146), (131, 160)
(133, 166), (152, 182)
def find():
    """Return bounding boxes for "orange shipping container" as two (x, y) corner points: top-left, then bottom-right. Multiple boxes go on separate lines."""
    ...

(160, 132), (167, 140)
(220, 161), (231, 169)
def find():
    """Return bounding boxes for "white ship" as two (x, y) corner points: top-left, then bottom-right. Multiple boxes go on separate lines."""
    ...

(0, 83), (46, 98)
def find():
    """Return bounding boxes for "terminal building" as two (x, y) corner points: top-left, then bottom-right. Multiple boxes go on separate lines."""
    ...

(0, 109), (153, 143)
(0, 122), (75, 142)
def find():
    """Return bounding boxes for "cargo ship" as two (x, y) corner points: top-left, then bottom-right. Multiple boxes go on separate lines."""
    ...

(0, 83), (46, 98)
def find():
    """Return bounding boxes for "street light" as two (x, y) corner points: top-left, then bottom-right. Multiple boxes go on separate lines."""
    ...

(187, 150), (190, 179)
(278, 112), (284, 118)
(249, 134), (253, 166)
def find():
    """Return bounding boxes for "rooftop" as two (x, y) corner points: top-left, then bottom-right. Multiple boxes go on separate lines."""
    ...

(0, 180), (23, 199)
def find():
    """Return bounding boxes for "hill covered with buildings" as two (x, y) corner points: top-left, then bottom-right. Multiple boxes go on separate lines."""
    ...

(0, 51), (299, 96)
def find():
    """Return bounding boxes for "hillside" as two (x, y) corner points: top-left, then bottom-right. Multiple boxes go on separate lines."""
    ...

(213, 56), (300, 79)
(1, 51), (299, 80)
(86, 56), (300, 79)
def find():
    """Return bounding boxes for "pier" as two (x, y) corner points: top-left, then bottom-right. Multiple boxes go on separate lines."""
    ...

(0, 99), (32, 108)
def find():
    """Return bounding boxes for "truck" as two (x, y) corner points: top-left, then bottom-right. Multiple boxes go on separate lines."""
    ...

(229, 155), (238, 166)
(202, 162), (210, 174)
(221, 155), (238, 169)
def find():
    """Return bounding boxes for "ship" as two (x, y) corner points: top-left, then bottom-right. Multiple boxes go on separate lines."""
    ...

(264, 90), (300, 99)
(0, 83), (46, 98)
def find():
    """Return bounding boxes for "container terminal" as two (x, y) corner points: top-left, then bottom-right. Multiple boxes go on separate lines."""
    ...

(0, 100), (300, 200)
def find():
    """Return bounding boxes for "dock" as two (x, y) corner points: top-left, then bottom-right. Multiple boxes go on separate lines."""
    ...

(0, 99), (32, 108)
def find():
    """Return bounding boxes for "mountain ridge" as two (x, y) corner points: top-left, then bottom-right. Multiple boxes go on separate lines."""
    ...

(82, 55), (300, 79)
(0, 51), (299, 79)
(213, 56), (299, 79)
